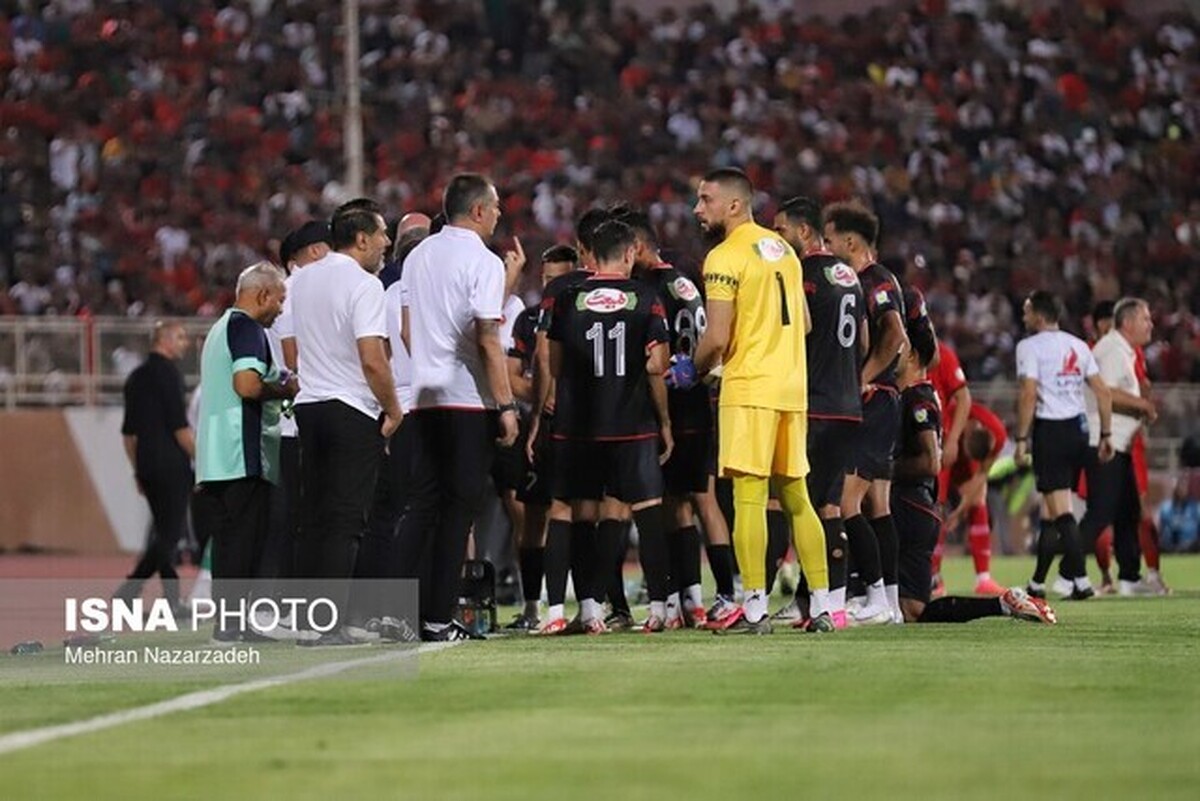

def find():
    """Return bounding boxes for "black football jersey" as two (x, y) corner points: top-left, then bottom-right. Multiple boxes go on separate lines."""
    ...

(638, 263), (713, 434)
(903, 285), (936, 345)
(895, 380), (942, 498)
(802, 253), (865, 420)
(537, 269), (592, 333)
(507, 306), (539, 375)
(859, 261), (907, 388)
(548, 276), (669, 440)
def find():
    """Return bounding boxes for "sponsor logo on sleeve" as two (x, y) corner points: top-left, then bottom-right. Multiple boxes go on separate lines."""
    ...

(670, 276), (700, 301)
(824, 263), (859, 288)
(754, 237), (788, 262)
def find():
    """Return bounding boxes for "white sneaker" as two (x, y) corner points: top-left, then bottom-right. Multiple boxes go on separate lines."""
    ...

(849, 603), (892, 626)
(845, 595), (867, 616)
(1052, 576), (1074, 599)
(1118, 579), (1156, 597)
(1144, 572), (1171, 596)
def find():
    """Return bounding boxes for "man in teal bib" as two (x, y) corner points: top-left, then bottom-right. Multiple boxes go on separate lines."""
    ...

(194, 262), (297, 643)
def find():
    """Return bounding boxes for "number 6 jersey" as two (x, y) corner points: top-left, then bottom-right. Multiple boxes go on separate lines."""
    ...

(802, 252), (865, 422)
(548, 274), (669, 440)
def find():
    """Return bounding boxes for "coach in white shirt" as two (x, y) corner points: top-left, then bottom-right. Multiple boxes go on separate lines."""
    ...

(395, 173), (520, 641)
(1081, 297), (1157, 594)
(289, 201), (402, 645)
(1014, 290), (1113, 600)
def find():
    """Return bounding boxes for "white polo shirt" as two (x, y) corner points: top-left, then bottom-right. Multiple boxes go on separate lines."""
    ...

(400, 225), (505, 410)
(500, 294), (526, 352)
(267, 273), (298, 438)
(383, 281), (413, 411)
(1086, 329), (1142, 452)
(1015, 329), (1099, 421)
(289, 251), (388, 418)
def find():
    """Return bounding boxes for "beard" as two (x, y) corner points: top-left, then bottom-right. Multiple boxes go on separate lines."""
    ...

(700, 221), (726, 245)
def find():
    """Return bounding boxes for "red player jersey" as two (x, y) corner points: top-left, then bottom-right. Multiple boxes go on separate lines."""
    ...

(930, 341), (967, 410)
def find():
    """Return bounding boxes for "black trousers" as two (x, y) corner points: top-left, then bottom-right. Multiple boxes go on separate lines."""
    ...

(1079, 449), (1142, 582)
(259, 436), (301, 582)
(349, 416), (417, 622)
(295, 401), (385, 619)
(127, 469), (192, 600)
(392, 409), (495, 626)
(193, 477), (271, 631)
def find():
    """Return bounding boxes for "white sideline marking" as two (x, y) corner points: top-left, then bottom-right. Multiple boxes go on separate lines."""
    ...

(0, 642), (458, 757)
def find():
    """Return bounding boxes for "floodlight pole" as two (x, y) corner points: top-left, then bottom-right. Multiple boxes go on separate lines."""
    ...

(343, 0), (365, 197)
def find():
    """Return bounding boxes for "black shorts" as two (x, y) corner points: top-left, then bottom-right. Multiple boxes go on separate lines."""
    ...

(662, 428), (714, 496)
(516, 415), (555, 507)
(846, 386), (900, 482)
(1032, 415), (1089, 493)
(807, 417), (859, 508)
(491, 441), (527, 494)
(893, 489), (941, 604)
(553, 437), (663, 504)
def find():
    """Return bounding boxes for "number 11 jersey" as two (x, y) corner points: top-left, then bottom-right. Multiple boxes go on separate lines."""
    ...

(548, 275), (669, 440)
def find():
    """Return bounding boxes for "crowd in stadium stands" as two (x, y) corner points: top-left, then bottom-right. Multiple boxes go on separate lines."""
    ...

(0, 0), (1197, 380)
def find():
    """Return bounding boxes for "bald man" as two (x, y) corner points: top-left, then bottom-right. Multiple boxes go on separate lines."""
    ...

(380, 212), (433, 288)
(117, 321), (196, 613)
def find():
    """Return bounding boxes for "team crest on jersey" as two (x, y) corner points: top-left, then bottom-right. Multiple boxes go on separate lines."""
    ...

(670, 276), (699, 301)
(754, 238), (788, 263)
(914, 408), (929, 424)
(824, 263), (858, 288)
(874, 289), (889, 306)
(579, 287), (636, 313)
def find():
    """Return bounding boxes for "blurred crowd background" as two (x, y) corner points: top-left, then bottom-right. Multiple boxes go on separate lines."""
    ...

(0, 0), (1197, 382)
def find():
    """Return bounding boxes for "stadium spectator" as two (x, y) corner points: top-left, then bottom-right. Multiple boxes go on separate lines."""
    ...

(193, 262), (294, 643)
(1157, 476), (1200, 552)
(2, 2), (1194, 386)
(116, 320), (194, 613)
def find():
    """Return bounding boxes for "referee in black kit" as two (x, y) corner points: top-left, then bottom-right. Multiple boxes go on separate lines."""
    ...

(394, 174), (520, 642)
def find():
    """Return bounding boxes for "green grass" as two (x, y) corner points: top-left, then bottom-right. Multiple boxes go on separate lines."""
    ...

(3, 556), (1199, 800)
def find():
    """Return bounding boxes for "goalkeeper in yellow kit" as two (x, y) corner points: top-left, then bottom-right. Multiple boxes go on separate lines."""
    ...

(666, 168), (832, 634)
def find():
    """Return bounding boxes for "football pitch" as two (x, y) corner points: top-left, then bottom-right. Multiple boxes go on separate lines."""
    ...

(2, 556), (1198, 800)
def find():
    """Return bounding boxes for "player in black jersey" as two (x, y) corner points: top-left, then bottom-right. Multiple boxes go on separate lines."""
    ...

(774, 196), (868, 630)
(548, 220), (674, 634)
(893, 319), (1056, 625)
(615, 206), (738, 630)
(503, 245), (578, 631)
(823, 201), (908, 626)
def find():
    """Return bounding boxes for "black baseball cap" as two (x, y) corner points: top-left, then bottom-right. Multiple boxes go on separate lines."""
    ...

(279, 220), (331, 268)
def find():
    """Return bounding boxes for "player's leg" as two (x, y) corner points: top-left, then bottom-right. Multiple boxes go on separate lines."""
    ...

(695, 476), (740, 629)
(512, 500), (547, 628)
(1095, 527), (1115, 593)
(805, 419), (853, 628)
(612, 439), (669, 633)
(959, 474), (1004, 595)
(1029, 418), (1090, 599)
(866, 479), (901, 622)
(598, 496), (633, 628)
(569, 498), (602, 630)
(841, 391), (890, 624)
(773, 410), (832, 630)
(1132, 438), (1168, 593)
(714, 406), (776, 634)
(537, 437), (587, 635)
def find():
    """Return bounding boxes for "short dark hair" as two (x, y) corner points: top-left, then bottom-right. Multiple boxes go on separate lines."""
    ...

(908, 321), (937, 368)
(541, 244), (579, 265)
(333, 197), (381, 219)
(1026, 290), (1061, 324)
(778, 196), (823, 233)
(609, 205), (657, 248)
(965, 427), (994, 462)
(1092, 299), (1116, 324)
(1113, 297), (1147, 330)
(331, 208), (384, 251)
(576, 207), (612, 254)
(702, 167), (753, 201)
(823, 201), (879, 246)
(590, 220), (637, 265)
(443, 174), (493, 221)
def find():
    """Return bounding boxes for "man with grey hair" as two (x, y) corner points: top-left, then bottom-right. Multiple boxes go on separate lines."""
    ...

(194, 262), (297, 643)
(1080, 296), (1159, 596)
